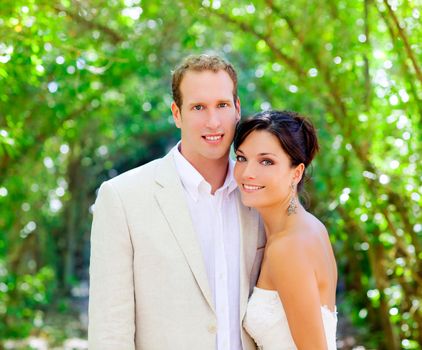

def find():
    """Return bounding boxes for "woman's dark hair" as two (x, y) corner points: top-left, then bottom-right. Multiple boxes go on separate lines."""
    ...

(233, 110), (319, 193)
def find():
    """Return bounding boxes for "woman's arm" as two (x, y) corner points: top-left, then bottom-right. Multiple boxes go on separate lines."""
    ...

(267, 235), (328, 350)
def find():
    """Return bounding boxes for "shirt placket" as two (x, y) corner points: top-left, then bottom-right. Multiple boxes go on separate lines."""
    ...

(213, 192), (230, 350)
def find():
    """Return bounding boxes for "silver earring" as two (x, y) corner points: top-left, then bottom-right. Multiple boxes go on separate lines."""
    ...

(287, 182), (297, 216)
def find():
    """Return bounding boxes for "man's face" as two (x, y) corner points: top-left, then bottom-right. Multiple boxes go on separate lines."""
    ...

(171, 70), (240, 168)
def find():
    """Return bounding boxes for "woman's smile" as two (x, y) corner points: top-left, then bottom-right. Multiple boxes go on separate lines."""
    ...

(242, 184), (265, 192)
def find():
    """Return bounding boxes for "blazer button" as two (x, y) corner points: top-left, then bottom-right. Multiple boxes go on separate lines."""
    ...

(207, 324), (217, 334)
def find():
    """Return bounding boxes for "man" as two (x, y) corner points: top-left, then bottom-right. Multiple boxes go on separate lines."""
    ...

(88, 54), (265, 350)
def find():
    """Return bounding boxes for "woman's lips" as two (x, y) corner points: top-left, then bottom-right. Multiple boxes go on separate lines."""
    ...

(242, 184), (265, 192)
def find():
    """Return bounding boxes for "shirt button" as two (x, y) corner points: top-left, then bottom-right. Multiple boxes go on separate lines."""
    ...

(207, 324), (217, 334)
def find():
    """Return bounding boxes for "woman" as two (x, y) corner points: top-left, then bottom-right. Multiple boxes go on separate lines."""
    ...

(234, 110), (337, 350)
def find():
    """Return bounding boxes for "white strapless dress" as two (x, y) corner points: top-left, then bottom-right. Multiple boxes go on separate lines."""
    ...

(244, 287), (337, 350)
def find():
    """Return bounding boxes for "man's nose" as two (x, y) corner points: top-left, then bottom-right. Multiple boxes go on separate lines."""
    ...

(206, 109), (222, 129)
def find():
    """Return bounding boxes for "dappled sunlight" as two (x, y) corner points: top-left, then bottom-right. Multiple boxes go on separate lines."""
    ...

(0, 0), (421, 348)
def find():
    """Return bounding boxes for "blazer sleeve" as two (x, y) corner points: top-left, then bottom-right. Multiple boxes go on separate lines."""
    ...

(88, 181), (135, 350)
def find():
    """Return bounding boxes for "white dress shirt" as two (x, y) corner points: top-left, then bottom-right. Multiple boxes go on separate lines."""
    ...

(172, 144), (242, 350)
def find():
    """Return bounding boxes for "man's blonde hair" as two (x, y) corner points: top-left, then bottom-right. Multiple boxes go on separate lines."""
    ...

(172, 54), (238, 108)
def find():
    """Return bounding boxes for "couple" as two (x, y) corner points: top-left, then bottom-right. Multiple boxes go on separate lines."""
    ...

(88, 54), (337, 350)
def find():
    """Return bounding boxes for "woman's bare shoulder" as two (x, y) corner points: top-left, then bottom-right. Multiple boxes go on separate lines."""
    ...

(266, 231), (310, 269)
(266, 213), (329, 265)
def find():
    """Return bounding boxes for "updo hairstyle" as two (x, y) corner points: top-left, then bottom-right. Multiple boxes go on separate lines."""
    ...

(233, 110), (319, 193)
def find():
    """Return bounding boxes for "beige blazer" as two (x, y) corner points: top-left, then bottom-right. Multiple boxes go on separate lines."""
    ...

(88, 152), (265, 350)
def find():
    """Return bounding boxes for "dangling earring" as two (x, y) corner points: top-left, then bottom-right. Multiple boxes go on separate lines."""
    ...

(287, 182), (297, 216)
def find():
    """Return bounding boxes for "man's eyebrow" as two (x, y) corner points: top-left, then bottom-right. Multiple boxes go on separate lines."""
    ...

(187, 99), (232, 105)
(187, 101), (204, 106)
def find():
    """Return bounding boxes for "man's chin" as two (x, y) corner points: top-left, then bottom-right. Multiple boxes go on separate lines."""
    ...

(202, 149), (231, 161)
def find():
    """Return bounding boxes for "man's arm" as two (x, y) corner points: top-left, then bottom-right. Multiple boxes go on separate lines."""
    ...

(88, 181), (135, 350)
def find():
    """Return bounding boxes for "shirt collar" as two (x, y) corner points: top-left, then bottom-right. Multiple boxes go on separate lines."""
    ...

(171, 142), (238, 201)
(223, 157), (238, 194)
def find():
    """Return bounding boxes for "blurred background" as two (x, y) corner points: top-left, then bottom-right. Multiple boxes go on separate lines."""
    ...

(0, 0), (421, 349)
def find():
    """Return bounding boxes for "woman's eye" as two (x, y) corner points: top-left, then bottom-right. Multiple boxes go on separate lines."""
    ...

(261, 159), (273, 166)
(236, 155), (246, 162)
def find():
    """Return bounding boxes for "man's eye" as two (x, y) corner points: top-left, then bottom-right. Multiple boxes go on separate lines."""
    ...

(236, 155), (246, 162)
(261, 159), (273, 166)
(193, 105), (204, 111)
(218, 103), (229, 108)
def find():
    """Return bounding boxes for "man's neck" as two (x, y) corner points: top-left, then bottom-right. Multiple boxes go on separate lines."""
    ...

(178, 147), (230, 194)
(195, 159), (229, 195)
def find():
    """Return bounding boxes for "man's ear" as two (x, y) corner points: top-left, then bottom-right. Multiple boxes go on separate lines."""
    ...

(235, 97), (241, 122)
(171, 102), (182, 128)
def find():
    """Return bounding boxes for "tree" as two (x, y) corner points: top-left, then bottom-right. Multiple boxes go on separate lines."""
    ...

(0, 0), (420, 348)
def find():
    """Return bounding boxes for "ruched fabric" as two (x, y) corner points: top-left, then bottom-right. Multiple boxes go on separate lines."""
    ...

(244, 287), (337, 350)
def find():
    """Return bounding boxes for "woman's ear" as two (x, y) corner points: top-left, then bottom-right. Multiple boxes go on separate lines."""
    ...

(293, 163), (305, 184)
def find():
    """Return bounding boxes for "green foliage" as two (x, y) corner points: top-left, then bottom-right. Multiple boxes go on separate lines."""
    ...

(0, 0), (421, 348)
(0, 264), (55, 339)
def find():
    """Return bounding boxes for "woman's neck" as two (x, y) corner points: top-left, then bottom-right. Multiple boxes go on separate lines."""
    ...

(257, 198), (304, 239)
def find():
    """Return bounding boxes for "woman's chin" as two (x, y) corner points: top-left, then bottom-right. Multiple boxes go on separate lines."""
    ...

(240, 196), (259, 209)
(240, 194), (278, 211)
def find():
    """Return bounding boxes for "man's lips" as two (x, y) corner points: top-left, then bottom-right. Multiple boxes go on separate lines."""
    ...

(202, 134), (223, 142)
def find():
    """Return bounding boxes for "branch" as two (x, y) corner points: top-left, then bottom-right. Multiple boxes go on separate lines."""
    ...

(376, 3), (422, 139)
(0, 100), (96, 185)
(363, 0), (372, 110)
(263, 0), (348, 119)
(382, 0), (422, 84)
(209, 10), (305, 78)
(53, 4), (125, 44)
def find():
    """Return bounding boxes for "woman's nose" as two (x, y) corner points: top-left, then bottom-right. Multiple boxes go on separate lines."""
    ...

(242, 162), (257, 180)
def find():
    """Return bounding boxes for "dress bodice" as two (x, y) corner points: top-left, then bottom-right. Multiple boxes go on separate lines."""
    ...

(244, 287), (337, 350)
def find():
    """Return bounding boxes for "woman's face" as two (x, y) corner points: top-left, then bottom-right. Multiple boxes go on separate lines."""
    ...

(234, 130), (302, 209)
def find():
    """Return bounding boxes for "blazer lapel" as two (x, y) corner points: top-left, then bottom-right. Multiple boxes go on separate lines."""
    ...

(154, 154), (214, 311)
(237, 191), (261, 319)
